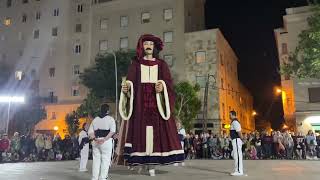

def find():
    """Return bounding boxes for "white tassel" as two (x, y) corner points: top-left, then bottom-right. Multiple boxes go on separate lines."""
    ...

(119, 80), (134, 121)
(156, 80), (171, 120)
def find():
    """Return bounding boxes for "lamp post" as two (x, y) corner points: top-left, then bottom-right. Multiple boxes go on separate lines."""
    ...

(202, 74), (216, 132)
(0, 96), (25, 134)
(107, 51), (118, 127)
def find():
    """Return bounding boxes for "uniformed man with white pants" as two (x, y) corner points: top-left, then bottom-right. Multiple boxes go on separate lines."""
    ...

(88, 104), (116, 180)
(229, 110), (244, 176)
(78, 123), (90, 172)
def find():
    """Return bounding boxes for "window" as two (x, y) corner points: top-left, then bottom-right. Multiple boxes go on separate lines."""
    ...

(77, 4), (83, 13)
(141, 12), (151, 23)
(228, 84), (230, 95)
(282, 43), (288, 54)
(49, 67), (55, 77)
(53, 8), (59, 16)
(15, 71), (24, 81)
(74, 44), (81, 54)
(164, 55), (174, 67)
(18, 50), (23, 56)
(72, 86), (80, 96)
(34, 29), (39, 39)
(221, 78), (224, 89)
(23, 0), (28, 4)
(51, 112), (56, 120)
(120, 16), (128, 28)
(120, 37), (128, 49)
(36, 11), (41, 20)
(196, 76), (206, 88)
(164, 8), (173, 21)
(4, 18), (11, 26)
(18, 32), (24, 40)
(7, 0), (12, 7)
(163, 31), (173, 43)
(100, 19), (108, 30)
(99, 40), (108, 51)
(31, 69), (36, 78)
(1, 54), (7, 61)
(231, 87), (234, 99)
(73, 65), (80, 76)
(52, 27), (58, 37)
(195, 51), (206, 63)
(75, 24), (82, 32)
(220, 53), (224, 66)
(222, 103), (225, 120)
(22, 14), (27, 23)
(308, 87), (320, 103)
(49, 47), (55, 56)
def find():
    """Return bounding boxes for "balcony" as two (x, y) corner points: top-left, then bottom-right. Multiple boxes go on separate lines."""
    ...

(92, 0), (113, 4)
(39, 96), (58, 104)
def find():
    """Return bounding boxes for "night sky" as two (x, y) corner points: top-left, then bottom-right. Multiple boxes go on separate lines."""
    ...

(205, 0), (308, 129)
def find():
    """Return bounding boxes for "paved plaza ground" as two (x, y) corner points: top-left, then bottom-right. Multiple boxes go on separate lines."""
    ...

(0, 160), (319, 180)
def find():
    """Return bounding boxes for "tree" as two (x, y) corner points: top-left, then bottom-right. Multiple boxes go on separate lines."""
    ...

(282, 3), (320, 78)
(65, 111), (80, 136)
(11, 100), (46, 135)
(80, 50), (136, 100)
(174, 81), (202, 131)
(76, 93), (102, 118)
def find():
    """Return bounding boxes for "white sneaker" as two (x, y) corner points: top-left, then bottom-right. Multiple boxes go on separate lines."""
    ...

(149, 169), (155, 176)
(78, 169), (88, 172)
(173, 163), (179, 166)
(181, 162), (185, 166)
(230, 172), (243, 176)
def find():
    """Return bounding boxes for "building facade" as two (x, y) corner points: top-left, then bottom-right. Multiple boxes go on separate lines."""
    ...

(184, 29), (254, 134)
(274, 6), (320, 134)
(0, 0), (254, 135)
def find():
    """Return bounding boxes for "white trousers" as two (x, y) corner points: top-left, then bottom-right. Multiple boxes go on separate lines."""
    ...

(92, 139), (113, 180)
(231, 138), (243, 174)
(79, 144), (89, 170)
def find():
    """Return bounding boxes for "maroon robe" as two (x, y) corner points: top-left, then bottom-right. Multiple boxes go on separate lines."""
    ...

(123, 58), (184, 166)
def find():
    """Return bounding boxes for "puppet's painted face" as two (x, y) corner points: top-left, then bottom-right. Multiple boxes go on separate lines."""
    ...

(143, 41), (154, 56)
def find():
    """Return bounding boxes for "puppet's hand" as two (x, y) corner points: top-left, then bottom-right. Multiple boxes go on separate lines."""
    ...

(155, 82), (163, 93)
(122, 83), (130, 93)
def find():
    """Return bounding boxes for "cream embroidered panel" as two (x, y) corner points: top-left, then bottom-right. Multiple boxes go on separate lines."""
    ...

(141, 64), (158, 83)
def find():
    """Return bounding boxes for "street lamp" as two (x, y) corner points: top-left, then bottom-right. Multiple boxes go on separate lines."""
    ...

(276, 88), (282, 95)
(0, 96), (25, 134)
(107, 51), (118, 126)
(252, 111), (257, 116)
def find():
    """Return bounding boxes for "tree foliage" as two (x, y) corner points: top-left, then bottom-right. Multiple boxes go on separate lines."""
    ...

(282, 4), (320, 78)
(174, 81), (202, 131)
(65, 111), (80, 136)
(80, 50), (136, 100)
(76, 93), (102, 118)
(11, 100), (46, 135)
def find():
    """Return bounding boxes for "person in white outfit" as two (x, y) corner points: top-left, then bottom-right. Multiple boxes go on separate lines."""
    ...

(229, 110), (244, 176)
(174, 121), (186, 166)
(88, 104), (116, 180)
(78, 123), (90, 172)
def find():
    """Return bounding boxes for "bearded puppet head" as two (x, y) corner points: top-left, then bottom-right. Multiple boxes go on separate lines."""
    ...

(136, 34), (163, 60)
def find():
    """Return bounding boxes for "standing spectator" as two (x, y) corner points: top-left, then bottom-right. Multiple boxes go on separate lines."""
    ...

(294, 133), (306, 159)
(305, 130), (318, 160)
(10, 132), (21, 155)
(219, 133), (230, 159)
(193, 134), (201, 159)
(184, 134), (193, 159)
(35, 134), (45, 154)
(63, 135), (74, 160)
(201, 133), (209, 159)
(253, 133), (262, 159)
(283, 131), (294, 159)
(0, 134), (11, 162)
(0, 134), (10, 162)
(262, 132), (273, 159)
(44, 135), (53, 157)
